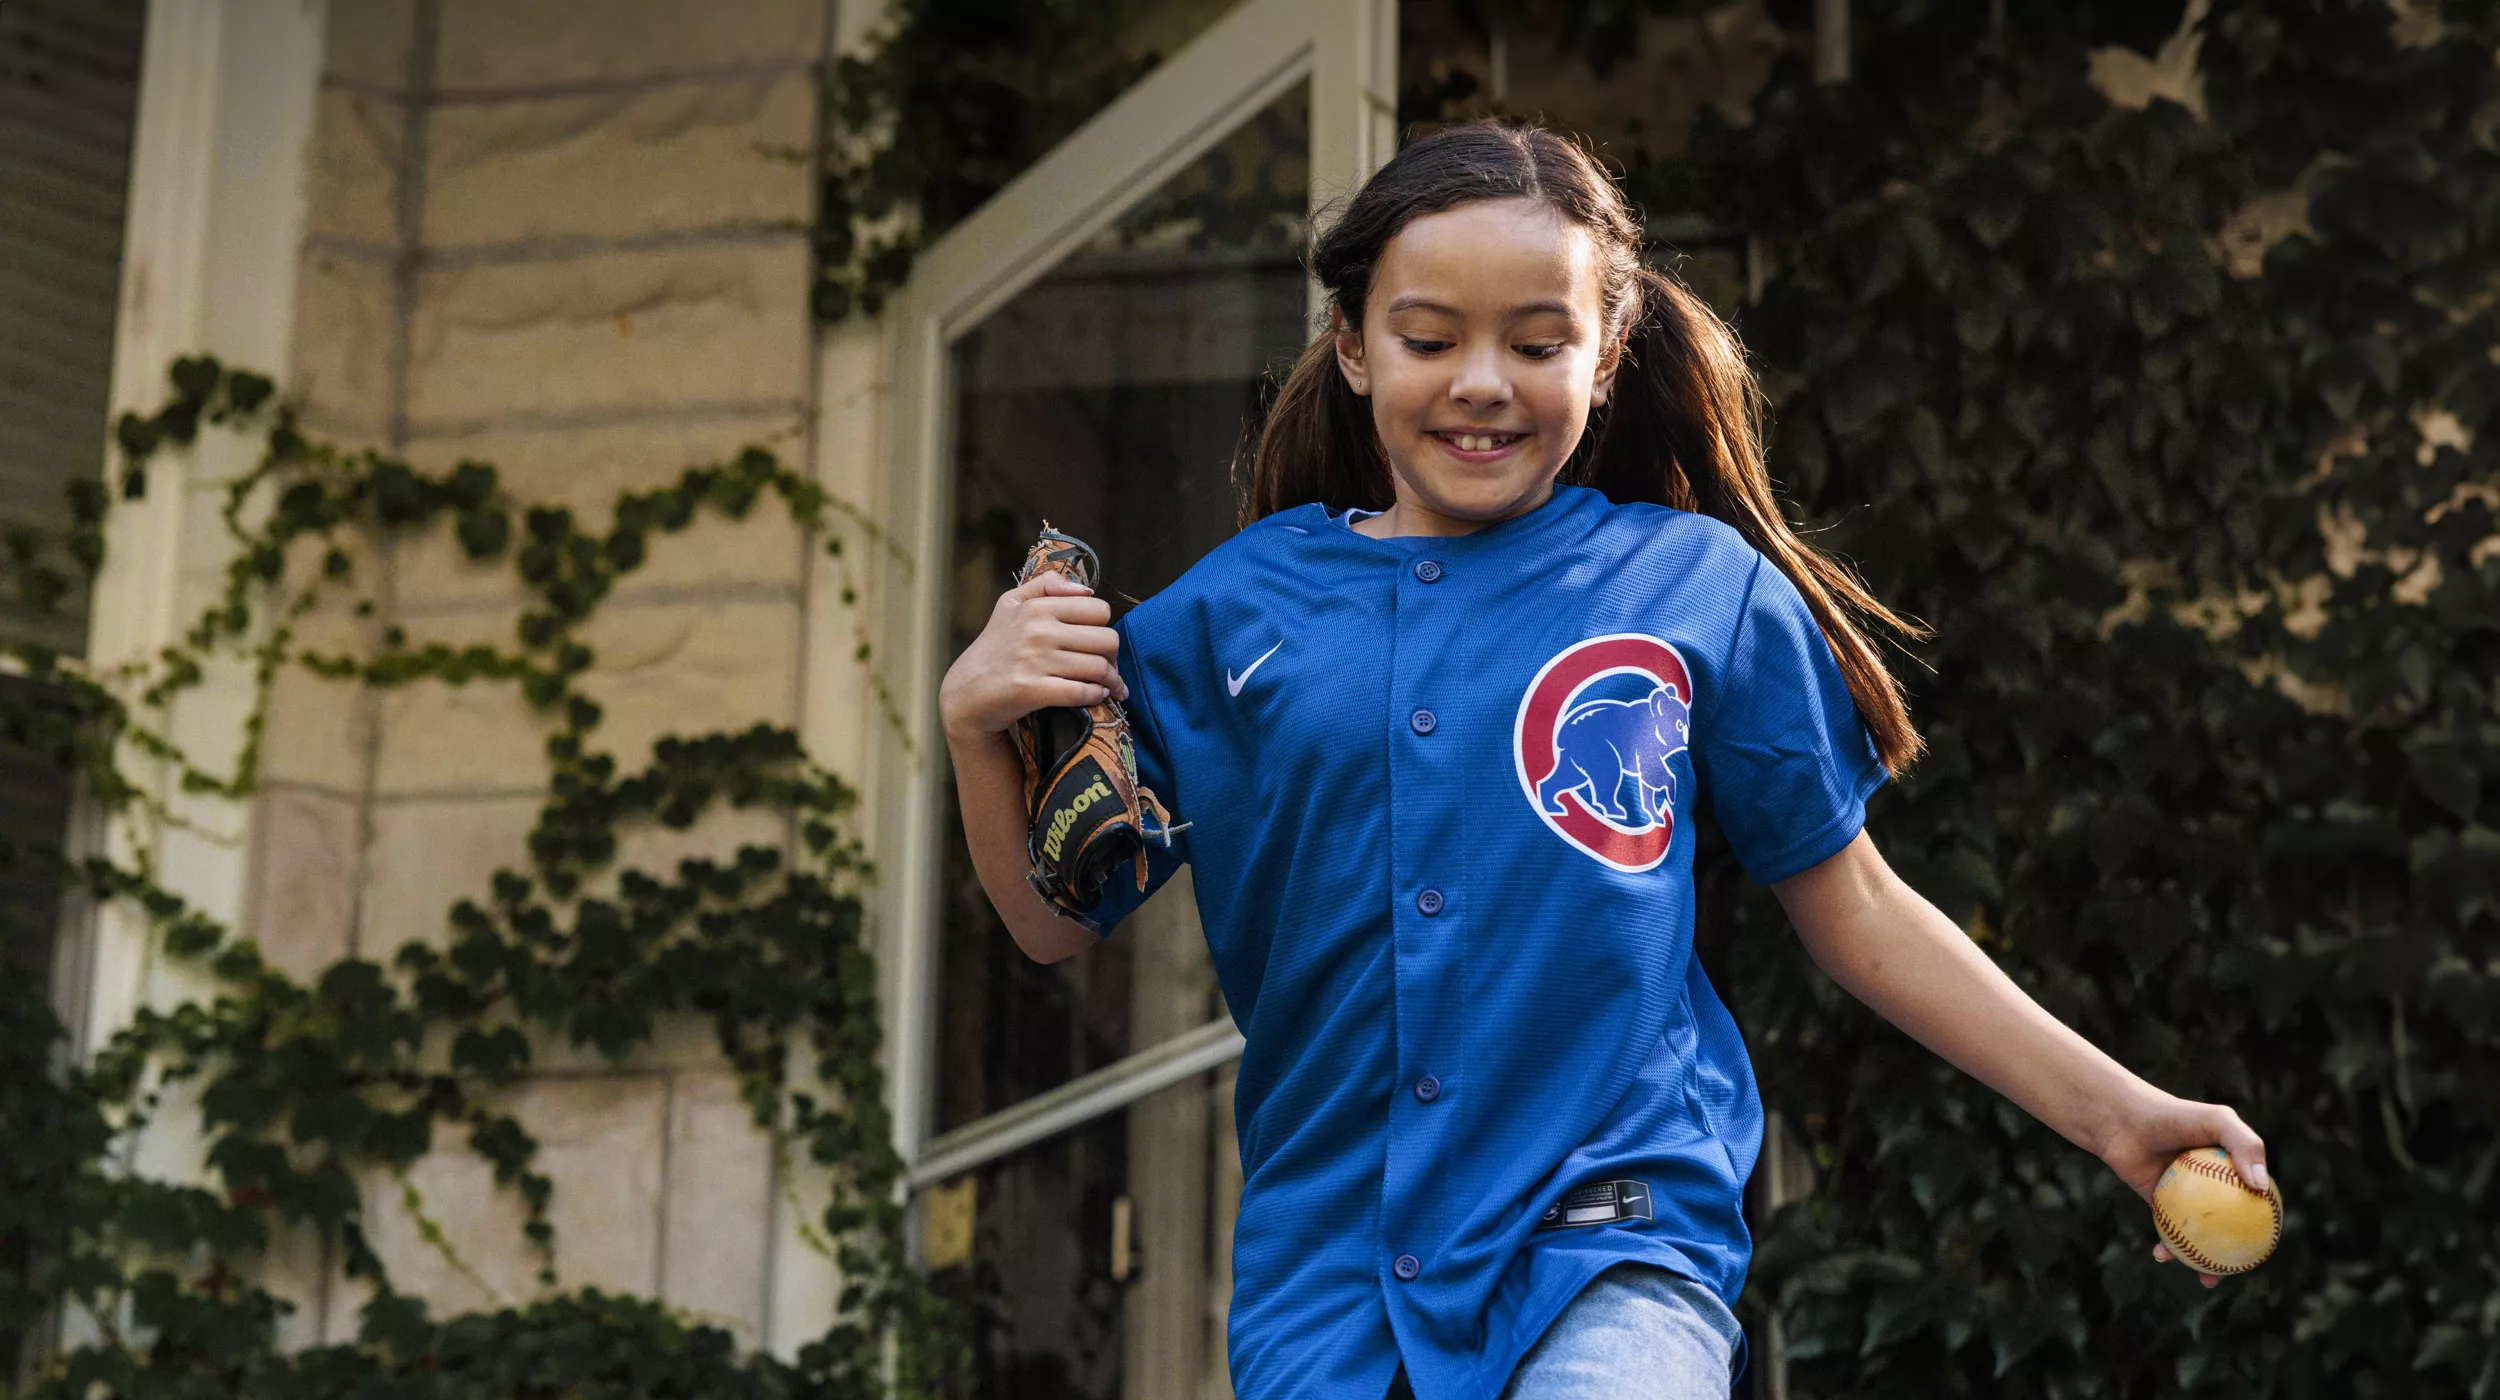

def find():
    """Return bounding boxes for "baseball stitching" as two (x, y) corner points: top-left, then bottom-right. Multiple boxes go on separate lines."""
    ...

(2152, 1153), (2282, 1275)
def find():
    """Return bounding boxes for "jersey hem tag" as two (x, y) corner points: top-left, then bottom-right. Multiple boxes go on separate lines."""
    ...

(1535, 1179), (1655, 1230)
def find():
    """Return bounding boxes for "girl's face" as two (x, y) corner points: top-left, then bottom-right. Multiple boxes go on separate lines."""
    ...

(1336, 197), (1618, 538)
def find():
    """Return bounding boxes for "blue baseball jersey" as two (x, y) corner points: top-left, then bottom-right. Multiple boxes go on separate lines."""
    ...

(1089, 484), (1885, 1400)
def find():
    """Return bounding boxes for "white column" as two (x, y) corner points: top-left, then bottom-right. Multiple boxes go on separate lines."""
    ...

(61, 0), (322, 1353)
(778, 0), (893, 1357)
(81, 0), (323, 1065)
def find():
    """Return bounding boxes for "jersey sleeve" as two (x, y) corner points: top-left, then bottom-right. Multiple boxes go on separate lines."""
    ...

(1073, 616), (1190, 935)
(1692, 556), (1889, 885)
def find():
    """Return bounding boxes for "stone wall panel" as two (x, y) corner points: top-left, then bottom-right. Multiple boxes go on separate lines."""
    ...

(247, 784), (361, 982)
(574, 598), (802, 773)
(334, 1074), (667, 1331)
(432, 0), (823, 90)
(393, 414), (810, 612)
(425, 74), (814, 246)
(305, 89), (406, 246)
(372, 612), (552, 797)
(662, 1071), (775, 1343)
(323, 0), (418, 90)
(406, 241), (811, 426)
(373, 598), (799, 795)
(259, 610), (374, 793)
(358, 792), (541, 957)
(290, 250), (399, 438)
(357, 794), (787, 964)
(526, 1074), (669, 1294)
(274, 0), (830, 1345)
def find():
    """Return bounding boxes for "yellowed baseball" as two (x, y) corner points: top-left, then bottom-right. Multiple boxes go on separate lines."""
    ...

(2150, 1147), (2282, 1275)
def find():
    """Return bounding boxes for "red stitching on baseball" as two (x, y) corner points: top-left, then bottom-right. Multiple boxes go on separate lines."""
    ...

(2154, 1153), (2283, 1274)
(2177, 1152), (2265, 1196)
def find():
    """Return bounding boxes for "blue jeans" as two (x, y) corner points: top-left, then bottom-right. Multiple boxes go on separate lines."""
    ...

(1388, 1265), (1741, 1399)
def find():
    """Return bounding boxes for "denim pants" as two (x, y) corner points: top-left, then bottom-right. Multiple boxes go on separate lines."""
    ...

(1387, 1264), (1741, 1400)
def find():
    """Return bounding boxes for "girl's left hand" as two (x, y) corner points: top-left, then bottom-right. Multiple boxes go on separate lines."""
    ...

(2097, 1092), (2269, 1288)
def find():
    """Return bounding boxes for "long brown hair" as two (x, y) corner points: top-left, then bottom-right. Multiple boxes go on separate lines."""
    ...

(1243, 120), (1925, 773)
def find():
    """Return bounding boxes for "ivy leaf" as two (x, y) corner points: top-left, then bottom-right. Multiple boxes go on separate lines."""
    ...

(457, 506), (512, 560)
(2408, 743), (2479, 822)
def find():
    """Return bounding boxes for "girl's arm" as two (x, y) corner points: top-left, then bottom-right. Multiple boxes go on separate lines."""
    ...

(940, 573), (1126, 965)
(1773, 829), (2268, 1286)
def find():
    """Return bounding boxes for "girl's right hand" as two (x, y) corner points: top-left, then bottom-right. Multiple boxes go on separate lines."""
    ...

(939, 573), (1128, 743)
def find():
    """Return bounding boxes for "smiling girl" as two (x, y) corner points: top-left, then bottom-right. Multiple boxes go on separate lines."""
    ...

(939, 121), (2266, 1400)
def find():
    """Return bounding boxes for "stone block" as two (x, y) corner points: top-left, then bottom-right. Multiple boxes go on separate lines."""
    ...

(528, 1073), (669, 1293)
(357, 793), (785, 967)
(661, 1070), (774, 1342)
(291, 248), (398, 439)
(370, 611), (553, 798)
(247, 784), (361, 983)
(613, 804), (790, 886)
(425, 73), (814, 247)
(324, 0), (418, 89)
(574, 598), (801, 775)
(405, 241), (811, 427)
(358, 792), (541, 958)
(164, 649), (263, 782)
(433, 0), (823, 91)
(336, 1073), (666, 1326)
(305, 88), (406, 247)
(371, 598), (800, 796)
(527, 1012), (732, 1076)
(260, 610), (376, 793)
(392, 413), (810, 612)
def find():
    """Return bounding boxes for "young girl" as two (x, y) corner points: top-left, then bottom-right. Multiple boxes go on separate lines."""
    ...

(939, 121), (2266, 1400)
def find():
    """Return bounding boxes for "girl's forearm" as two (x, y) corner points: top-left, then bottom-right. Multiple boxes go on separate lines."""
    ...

(947, 726), (1096, 964)
(1772, 832), (2153, 1159)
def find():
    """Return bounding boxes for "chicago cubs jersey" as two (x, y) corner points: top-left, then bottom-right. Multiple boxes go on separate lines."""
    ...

(1090, 484), (1886, 1400)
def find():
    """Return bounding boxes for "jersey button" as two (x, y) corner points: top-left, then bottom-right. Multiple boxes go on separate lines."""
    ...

(1409, 709), (1437, 735)
(1392, 1253), (1422, 1282)
(1413, 1075), (1442, 1103)
(1414, 559), (1444, 583)
(1415, 888), (1444, 916)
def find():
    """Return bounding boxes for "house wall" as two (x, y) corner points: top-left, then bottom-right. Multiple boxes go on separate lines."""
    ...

(248, 0), (855, 1350)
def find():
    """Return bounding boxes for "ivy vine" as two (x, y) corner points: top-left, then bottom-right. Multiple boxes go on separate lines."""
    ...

(1633, 1), (2500, 1394)
(814, 0), (1160, 321)
(0, 359), (964, 1397)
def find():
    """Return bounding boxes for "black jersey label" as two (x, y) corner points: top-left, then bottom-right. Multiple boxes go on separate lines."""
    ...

(1535, 1179), (1655, 1230)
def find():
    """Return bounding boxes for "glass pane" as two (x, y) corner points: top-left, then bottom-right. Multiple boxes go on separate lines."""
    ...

(927, 78), (1303, 1400)
(927, 1063), (1241, 1400)
(935, 79), (1308, 1135)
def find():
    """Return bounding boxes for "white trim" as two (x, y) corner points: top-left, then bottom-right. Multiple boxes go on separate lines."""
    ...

(906, 1016), (1246, 1189)
(867, 0), (1398, 1182)
(80, 0), (325, 1062)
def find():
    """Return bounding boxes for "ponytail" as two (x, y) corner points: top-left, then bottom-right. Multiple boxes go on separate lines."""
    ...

(1581, 269), (1928, 774)
(1237, 119), (1924, 774)
(1243, 336), (1390, 522)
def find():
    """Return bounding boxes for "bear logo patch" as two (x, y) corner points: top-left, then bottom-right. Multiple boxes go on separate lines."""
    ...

(1513, 634), (1694, 872)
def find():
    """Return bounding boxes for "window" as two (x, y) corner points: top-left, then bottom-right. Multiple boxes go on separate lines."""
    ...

(863, 3), (1393, 1393)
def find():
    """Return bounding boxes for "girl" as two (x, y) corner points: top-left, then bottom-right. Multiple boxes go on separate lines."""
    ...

(939, 121), (2266, 1400)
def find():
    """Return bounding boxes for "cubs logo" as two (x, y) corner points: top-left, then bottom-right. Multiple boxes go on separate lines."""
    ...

(1513, 634), (1694, 872)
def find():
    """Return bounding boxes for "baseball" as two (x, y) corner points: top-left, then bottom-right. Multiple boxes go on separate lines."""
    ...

(2150, 1147), (2282, 1275)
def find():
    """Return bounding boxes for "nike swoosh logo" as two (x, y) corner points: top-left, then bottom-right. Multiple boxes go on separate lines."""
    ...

(1226, 640), (1283, 697)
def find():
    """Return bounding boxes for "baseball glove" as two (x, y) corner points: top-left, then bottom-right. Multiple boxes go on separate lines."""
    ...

(1010, 525), (1185, 922)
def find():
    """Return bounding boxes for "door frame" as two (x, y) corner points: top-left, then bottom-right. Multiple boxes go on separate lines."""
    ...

(866, 0), (1396, 1179)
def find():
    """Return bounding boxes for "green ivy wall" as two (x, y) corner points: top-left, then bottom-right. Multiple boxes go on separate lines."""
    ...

(1659, 3), (2500, 1395)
